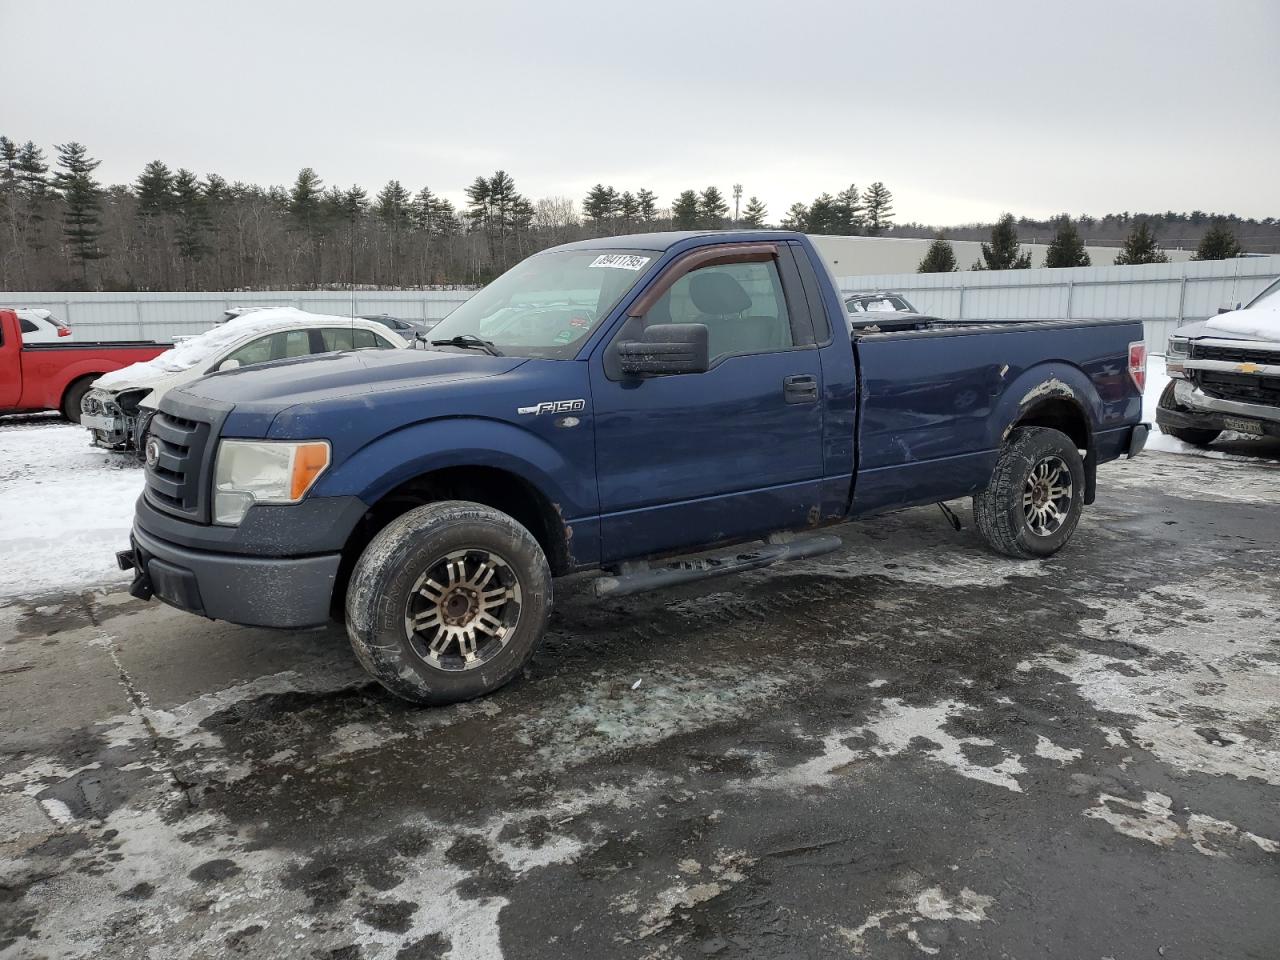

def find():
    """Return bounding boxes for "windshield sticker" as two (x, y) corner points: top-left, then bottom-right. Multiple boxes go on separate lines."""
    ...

(588, 254), (651, 271)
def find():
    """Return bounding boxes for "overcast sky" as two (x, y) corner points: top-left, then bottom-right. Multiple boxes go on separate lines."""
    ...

(3, 0), (1277, 226)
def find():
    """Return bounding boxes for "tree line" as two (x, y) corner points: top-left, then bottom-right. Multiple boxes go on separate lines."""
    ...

(0, 136), (902, 292)
(0, 134), (1267, 290)
(916, 213), (1252, 273)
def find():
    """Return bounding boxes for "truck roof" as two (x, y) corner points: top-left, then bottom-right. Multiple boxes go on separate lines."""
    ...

(546, 229), (805, 253)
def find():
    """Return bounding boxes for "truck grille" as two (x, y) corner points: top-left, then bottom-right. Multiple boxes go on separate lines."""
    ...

(144, 411), (213, 520)
(1193, 370), (1280, 407)
(1190, 342), (1278, 366)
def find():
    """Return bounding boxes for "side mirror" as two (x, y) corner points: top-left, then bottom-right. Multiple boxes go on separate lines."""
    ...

(218, 358), (242, 371)
(617, 323), (709, 376)
(1217, 301), (1242, 314)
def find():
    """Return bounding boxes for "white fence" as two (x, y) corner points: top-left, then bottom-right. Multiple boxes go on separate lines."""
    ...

(837, 256), (1280, 353)
(0, 290), (475, 343)
(4, 255), (1279, 349)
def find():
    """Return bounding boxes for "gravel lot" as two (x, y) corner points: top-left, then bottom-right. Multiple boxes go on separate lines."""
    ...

(1, 425), (1279, 959)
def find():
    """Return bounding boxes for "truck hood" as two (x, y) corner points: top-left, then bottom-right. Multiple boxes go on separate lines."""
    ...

(1177, 307), (1280, 344)
(177, 347), (526, 409)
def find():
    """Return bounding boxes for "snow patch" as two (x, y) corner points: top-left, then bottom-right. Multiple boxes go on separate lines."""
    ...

(751, 698), (1026, 794)
(1205, 305), (1280, 341)
(1085, 791), (1279, 857)
(839, 885), (994, 955)
(1033, 735), (1082, 764)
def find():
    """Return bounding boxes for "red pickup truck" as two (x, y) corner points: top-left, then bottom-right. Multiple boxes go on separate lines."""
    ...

(0, 308), (166, 422)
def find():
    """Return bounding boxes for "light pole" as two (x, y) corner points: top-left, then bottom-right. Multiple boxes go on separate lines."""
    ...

(732, 184), (742, 226)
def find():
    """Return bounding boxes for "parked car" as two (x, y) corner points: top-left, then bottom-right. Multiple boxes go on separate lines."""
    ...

(843, 291), (942, 332)
(359, 313), (443, 341)
(0, 309), (165, 422)
(15, 308), (74, 343)
(81, 308), (408, 452)
(844, 291), (918, 314)
(1157, 276), (1280, 445)
(119, 230), (1148, 706)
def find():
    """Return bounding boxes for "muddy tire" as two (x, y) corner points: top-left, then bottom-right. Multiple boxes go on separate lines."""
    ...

(973, 426), (1085, 560)
(345, 500), (552, 706)
(1156, 381), (1220, 446)
(61, 377), (94, 423)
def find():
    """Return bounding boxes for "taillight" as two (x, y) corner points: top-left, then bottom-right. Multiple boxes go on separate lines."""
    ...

(56, 325), (71, 337)
(1128, 341), (1146, 393)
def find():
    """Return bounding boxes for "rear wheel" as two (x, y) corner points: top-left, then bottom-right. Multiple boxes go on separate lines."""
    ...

(345, 500), (552, 705)
(60, 377), (94, 423)
(974, 426), (1086, 559)
(1156, 381), (1220, 446)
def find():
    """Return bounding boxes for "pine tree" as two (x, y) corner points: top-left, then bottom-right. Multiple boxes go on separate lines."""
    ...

(781, 202), (809, 231)
(635, 189), (657, 224)
(172, 168), (210, 279)
(1113, 221), (1169, 265)
(917, 235), (958, 273)
(15, 142), (48, 196)
(582, 183), (617, 230)
(698, 186), (729, 228)
(465, 175), (491, 230)
(135, 161), (174, 218)
(288, 167), (327, 284)
(52, 141), (104, 284)
(0, 136), (19, 193)
(742, 196), (768, 228)
(672, 190), (700, 229)
(375, 180), (412, 228)
(1043, 215), (1090, 268)
(806, 194), (841, 234)
(618, 191), (639, 226)
(1193, 222), (1242, 261)
(835, 184), (863, 234)
(863, 182), (894, 235)
(974, 213), (1031, 270)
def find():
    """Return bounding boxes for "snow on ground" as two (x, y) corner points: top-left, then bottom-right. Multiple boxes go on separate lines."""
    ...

(0, 417), (140, 599)
(0, 352), (1274, 600)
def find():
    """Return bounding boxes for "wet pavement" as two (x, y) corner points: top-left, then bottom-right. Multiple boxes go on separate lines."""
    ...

(2, 450), (1278, 959)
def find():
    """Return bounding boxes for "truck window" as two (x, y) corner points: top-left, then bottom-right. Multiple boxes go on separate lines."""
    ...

(19, 317), (38, 333)
(647, 261), (793, 361)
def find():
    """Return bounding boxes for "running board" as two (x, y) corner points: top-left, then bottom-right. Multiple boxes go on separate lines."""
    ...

(592, 533), (843, 599)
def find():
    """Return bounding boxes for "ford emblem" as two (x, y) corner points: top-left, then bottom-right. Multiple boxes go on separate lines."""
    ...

(145, 438), (161, 469)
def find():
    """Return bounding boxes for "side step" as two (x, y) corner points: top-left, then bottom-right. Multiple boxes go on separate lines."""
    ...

(592, 533), (843, 599)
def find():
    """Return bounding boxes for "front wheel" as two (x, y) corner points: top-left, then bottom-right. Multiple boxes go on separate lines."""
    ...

(973, 426), (1086, 559)
(345, 500), (552, 705)
(61, 377), (94, 423)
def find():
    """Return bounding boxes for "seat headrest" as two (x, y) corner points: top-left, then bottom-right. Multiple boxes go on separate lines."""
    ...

(689, 271), (752, 315)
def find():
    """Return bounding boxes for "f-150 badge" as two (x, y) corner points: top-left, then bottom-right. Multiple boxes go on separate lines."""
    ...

(518, 399), (586, 416)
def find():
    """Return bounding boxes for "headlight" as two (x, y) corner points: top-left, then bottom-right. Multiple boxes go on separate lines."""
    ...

(1166, 336), (1189, 357)
(213, 440), (330, 525)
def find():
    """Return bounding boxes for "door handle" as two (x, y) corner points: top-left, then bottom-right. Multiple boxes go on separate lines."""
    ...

(783, 374), (818, 404)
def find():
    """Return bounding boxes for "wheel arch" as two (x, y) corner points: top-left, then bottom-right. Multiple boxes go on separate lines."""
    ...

(334, 463), (576, 616)
(994, 364), (1100, 505)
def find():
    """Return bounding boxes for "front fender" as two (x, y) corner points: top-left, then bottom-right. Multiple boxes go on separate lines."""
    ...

(987, 361), (1101, 450)
(313, 416), (597, 520)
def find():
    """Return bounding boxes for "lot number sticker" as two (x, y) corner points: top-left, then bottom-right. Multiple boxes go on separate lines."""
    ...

(588, 254), (651, 271)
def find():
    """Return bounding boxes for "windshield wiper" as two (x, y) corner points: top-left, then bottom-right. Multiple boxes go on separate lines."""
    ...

(429, 333), (503, 356)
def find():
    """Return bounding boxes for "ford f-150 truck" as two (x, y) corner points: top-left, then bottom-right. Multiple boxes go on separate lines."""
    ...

(119, 231), (1149, 705)
(0, 309), (166, 421)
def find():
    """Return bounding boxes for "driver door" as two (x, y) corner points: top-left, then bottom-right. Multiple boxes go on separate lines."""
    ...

(589, 244), (826, 562)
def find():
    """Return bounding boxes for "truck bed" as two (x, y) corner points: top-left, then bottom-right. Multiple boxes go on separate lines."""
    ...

(849, 316), (1145, 517)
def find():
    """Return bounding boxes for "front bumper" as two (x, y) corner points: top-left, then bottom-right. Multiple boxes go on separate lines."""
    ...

(123, 522), (341, 629)
(1156, 379), (1280, 438)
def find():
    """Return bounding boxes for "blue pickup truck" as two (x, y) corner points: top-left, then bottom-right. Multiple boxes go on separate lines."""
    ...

(120, 230), (1149, 704)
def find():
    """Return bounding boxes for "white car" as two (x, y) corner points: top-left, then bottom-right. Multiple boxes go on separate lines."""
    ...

(81, 308), (407, 451)
(16, 308), (73, 342)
